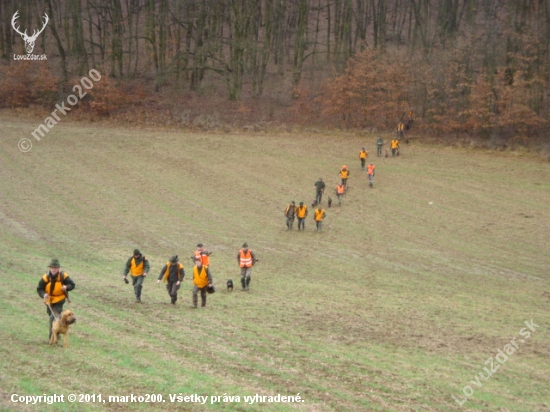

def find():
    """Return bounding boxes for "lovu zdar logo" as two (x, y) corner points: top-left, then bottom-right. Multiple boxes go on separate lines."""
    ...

(12, 10), (49, 54)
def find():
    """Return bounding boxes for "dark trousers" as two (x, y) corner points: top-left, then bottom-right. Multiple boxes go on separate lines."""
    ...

(132, 275), (145, 300)
(286, 217), (295, 230)
(315, 191), (323, 204)
(297, 217), (305, 230)
(192, 285), (207, 307)
(166, 281), (180, 304)
(360, 158), (366, 169)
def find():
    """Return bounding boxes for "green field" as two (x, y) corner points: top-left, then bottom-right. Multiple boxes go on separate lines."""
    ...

(0, 114), (549, 411)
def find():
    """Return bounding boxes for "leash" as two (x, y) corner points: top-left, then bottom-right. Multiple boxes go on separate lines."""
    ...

(45, 301), (60, 322)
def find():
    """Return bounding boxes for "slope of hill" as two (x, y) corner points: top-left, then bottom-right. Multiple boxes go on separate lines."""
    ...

(1, 114), (549, 411)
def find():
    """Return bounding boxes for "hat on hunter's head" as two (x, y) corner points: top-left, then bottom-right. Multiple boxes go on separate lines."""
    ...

(197, 243), (203, 248)
(242, 243), (248, 248)
(48, 259), (61, 268)
(133, 249), (141, 255)
(291, 200), (295, 204)
(299, 201), (304, 205)
(169, 255), (179, 263)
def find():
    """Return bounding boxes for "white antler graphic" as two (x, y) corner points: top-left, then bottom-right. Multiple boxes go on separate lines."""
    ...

(12, 11), (49, 54)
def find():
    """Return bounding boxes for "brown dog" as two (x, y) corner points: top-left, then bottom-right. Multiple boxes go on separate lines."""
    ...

(49, 310), (76, 348)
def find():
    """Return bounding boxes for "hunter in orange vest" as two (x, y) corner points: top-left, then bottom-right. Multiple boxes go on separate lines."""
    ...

(367, 163), (376, 187)
(359, 148), (368, 170)
(340, 166), (350, 187)
(123, 249), (150, 303)
(36, 259), (76, 340)
(194, 243), (211, 266)
(191, 259), (213, 308)
(238, 243), (257, 291)
(156, 255), (185, 305)
(391, 139), (399, 157)
(296, 202), (308, 231)
(335, 183), (345, 206)
(314, 207), (326, 232)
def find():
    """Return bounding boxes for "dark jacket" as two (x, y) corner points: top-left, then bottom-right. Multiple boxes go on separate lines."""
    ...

(158, 262), (185, 283)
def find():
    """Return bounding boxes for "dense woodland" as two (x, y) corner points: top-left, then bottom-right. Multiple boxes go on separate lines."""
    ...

(0, 0), (549, 143)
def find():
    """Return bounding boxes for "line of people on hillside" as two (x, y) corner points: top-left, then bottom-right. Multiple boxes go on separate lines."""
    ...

(283, 113), (415, 233)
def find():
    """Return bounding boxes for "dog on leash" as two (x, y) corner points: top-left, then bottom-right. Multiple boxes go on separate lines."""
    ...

(49, 310), (76, 348)
(227, 279), (234, 292)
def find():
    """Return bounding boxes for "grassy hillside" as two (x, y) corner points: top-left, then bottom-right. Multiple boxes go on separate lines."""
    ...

(0, 114), (549, 412)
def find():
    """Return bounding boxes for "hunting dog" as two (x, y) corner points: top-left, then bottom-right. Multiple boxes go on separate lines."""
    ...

(49, 310), (76, 348)
(227, 279), (234, 292)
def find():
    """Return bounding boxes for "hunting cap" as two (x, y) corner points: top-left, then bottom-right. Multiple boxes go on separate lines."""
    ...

(291, 200), (295, 204)
(169, 255), (179, 263)
(197, 243), (203, 248)
(299, 201), (304, 205)
(242, 243), (248, 248)
(133, 249), (141, 255)
(48, 259), (61, 268)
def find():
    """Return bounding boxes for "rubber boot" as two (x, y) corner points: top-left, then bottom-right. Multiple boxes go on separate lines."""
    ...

(192, 294), (198, 308)
(201, 295), (207, 307)
(241, 277), (246, 291)
(245, 277), (251, 291)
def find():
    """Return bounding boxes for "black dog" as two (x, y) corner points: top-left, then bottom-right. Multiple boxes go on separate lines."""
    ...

(227, 279), (234, 292)
(327, 197), (332, 208)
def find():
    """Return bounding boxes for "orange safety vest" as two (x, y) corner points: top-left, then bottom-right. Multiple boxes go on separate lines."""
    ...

(193, 265), (209, 288)
(340, 169), (349, 179)
(336, 185), (345, 194)
(162, 262), (184, 283)
(367, 164), (375, 175)
(391, 140), (399, 149)
(195, 249), (209, 266)
(359, 150), (367, 159)
(129, 257), (146, 276)
(397, 123), (404, 132)
(239, 249), (253, 268)
(296, 205), (307, 218)
(314, 209), (325, 221)
(41, 272), (69, 304)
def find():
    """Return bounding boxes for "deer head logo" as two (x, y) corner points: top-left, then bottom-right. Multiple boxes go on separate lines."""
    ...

(12, 11), (49, 54)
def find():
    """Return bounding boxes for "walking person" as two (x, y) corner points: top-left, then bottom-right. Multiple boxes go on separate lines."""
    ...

(157, 255), (185, 305)
(376, 137), (384, 157)
(340, 165), (350, 188)
(191, 259), (213, 308)
(391, 138), (400, 157)
(123, 249), (150, 303)
(238, 243), (257, 291)
(314, 178), (325, 205)
(36, 259), (76, 340)
(284, 201), (297, 230)
(359, 148), (368, 170)
(194, 243), (211, 266)
(335, 182), (345, 205)
(397, 121), (405, 140)
(367, 163), (376, 187)
(314, 207), (326, 232)
(296, 202), (308, 231)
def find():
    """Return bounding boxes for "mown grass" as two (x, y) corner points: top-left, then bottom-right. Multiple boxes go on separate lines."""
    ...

(0, 114), (549, 411)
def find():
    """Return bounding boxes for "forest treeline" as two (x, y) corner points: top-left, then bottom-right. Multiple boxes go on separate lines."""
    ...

(0, 0), (549, 141)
